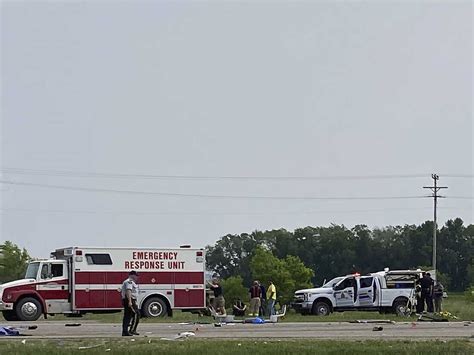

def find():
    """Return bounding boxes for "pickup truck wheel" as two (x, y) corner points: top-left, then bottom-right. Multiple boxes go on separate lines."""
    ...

(15, 297), (43, 321)
(393, 299), (410, 316)
(2, 310), (19, 321)
(142, 297), (167, 318)
(312, 301), (331, 316)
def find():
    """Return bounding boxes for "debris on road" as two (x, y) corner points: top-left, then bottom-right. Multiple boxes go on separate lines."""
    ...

(65, 323), (82, 327)
(0, 326), (20, 336)
(372, 326), (384, 331)
(351, 320), (394, 324)
(160, 331), (196, 341)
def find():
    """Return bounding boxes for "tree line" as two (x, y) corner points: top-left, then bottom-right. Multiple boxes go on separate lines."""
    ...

(1, 218), (472, 296)
(206, 218), (474, 293)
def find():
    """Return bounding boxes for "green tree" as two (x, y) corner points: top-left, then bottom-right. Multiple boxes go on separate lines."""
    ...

(250, 247), (313, 304)
(220, 276), (248, 310)
(0, 241), (31, 283)
(284, 255), (314, 292)
(206, 233), (260, 285)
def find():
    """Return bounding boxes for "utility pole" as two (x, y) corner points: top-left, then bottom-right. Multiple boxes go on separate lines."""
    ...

(423, 174), (447, 279)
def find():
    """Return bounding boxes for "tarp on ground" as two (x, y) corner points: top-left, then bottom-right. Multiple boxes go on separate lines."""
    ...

(0, 326), (20, 336)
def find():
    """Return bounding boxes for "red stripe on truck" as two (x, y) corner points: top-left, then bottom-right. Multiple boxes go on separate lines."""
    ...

(74, 271), (203, 284)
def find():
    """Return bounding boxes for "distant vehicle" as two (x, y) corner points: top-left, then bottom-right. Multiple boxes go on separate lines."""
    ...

(292, 269), (423, 316)
(0, 246), (206, 321)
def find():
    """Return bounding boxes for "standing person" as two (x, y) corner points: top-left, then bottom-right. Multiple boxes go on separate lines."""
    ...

(267, 280), (277, 316)
(248, 281), (261, 316)
(420, 272), (434, 313)
(259, 281), (267, 317)
(209, 278), (226, 315)
(415, 283), (424, 314)
(121, 270), (140, 336)
(433, 280), (444, 313)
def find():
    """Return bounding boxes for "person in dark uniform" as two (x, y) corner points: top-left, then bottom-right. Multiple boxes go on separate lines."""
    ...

(419, 272), (434, 313)
(259, 281), (267, 317)
(121, 270), (140, 336)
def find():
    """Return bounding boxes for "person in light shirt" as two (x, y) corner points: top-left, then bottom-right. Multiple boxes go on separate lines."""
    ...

(121, 270), (140, 336)
(267, 280), (277, 316)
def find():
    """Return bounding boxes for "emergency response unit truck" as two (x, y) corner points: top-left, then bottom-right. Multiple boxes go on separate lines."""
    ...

(292, 269), (422, 316)
(0, 246), (206, 321)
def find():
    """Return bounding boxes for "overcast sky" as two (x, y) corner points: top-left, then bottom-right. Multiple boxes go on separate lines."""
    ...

(1, 0), (472, 258)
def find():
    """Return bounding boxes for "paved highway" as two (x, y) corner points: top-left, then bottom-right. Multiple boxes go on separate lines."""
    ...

(0, 321), (472, 340)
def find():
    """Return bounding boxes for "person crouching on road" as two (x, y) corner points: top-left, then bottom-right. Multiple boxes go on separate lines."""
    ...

(232, 298), (247, 317)
(122, 270), (140, 336)
(248, 281), (262, 316)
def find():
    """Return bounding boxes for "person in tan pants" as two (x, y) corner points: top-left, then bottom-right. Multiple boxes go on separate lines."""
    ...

(248, 281), (262, 316)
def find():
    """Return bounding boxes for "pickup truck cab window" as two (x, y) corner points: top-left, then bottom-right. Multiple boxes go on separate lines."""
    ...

(334, 277), (355, 291)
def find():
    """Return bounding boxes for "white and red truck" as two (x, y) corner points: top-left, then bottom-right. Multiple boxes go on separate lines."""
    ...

(0, 246), (206, 321)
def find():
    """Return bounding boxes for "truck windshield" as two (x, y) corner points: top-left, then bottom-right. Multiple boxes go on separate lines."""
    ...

(322, 277), (344, 288)
(25, 262), (40, 279)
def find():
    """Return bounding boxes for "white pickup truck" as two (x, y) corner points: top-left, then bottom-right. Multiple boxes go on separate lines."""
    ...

(292, 269), (422, 316)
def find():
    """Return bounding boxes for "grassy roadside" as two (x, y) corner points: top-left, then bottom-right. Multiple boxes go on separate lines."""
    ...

(1, 293), (472, 323)
(1, 339), (473, 355)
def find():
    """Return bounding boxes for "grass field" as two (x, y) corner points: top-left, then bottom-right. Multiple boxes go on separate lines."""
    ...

(1, 293), (472, 323)
(1, 339), (473, 355)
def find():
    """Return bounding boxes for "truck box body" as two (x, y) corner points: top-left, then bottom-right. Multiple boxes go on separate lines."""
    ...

(0, 246), (206, 321)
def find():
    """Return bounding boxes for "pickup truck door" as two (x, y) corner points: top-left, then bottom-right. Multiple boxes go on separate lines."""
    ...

(358, 276), (377, 307)
(358, 276), (382, 307)
(334, 277), (357, 307)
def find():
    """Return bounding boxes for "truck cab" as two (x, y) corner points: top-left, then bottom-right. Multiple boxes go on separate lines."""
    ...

(0, 258), (70, 321)
(293, 269), (421, 316)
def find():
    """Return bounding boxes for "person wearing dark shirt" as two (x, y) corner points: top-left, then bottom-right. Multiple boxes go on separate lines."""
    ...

(419, 273), (434, 313)
(248, 281), (262, 316)
(259, 282), (267, 317)
(209, 278), (226, 315)
(232, 298), (247, 317)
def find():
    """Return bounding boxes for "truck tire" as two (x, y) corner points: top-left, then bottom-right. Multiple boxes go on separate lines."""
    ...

(393, 298), (410, 316)
(2, 310), (19, 321)
(15, 297), (43, 321)
(142, 297), (168, 318)
(312, 301), (331, 316)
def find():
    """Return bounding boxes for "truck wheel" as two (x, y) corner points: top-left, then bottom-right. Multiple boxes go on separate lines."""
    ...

(393, 299), (410, 316)
(142, 297), (167, 318)
(2, 310), (19, 321)
(312, 301), (331, 316)
(15, 297), (43, 321)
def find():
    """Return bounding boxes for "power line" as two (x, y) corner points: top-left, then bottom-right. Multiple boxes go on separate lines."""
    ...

(0, 206), (440, 216)
(0, 167), (431, 181)
(0, 179), (428, 200)
(442, 174), (474, 178)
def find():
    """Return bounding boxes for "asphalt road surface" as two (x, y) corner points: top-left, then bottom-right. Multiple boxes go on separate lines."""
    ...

(1, 321), (473, 340)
